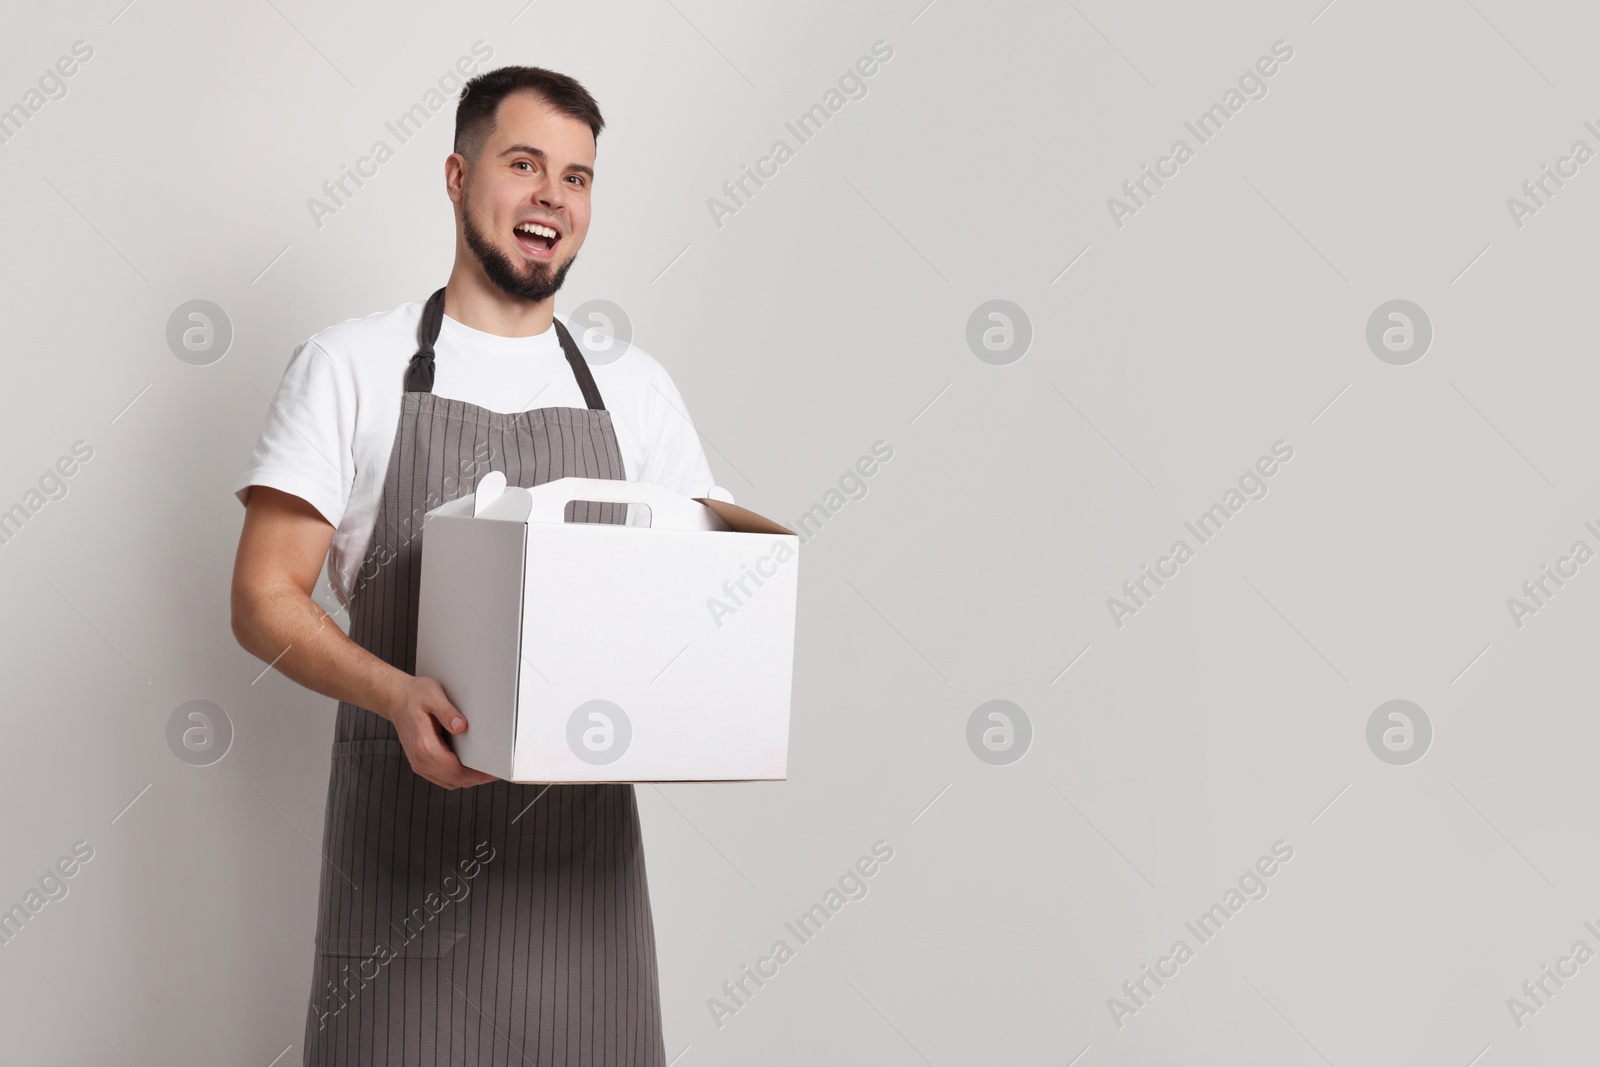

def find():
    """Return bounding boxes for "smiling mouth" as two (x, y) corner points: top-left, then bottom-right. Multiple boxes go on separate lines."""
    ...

(513, 221), (560, 258)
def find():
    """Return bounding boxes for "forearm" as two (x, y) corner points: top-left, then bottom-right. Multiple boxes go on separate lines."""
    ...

(233, 585), (406, 722)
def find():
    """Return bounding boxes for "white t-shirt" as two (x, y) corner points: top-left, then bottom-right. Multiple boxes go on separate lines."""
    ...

(233, 298), (716, 609)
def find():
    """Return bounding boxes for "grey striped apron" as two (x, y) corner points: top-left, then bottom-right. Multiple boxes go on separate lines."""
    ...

(302, 287), (666, 1066)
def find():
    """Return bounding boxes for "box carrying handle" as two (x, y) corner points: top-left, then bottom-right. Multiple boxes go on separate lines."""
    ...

(479, 474), (730, 531)
(529, 476), (729, 531)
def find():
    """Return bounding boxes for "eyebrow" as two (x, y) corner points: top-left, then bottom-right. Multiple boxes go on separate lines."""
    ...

(497, 143), (594, 180)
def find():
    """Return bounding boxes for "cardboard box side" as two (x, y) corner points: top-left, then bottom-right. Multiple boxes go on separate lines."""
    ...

(414, 515), (526, 781)
(512, 522), (795, 782)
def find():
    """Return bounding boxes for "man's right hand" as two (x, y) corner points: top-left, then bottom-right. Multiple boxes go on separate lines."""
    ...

(388, 675), (499, 790)
(232, 485), (499, 791)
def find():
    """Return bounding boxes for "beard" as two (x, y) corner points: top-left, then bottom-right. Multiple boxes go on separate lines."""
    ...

(461, 192), (576, 304)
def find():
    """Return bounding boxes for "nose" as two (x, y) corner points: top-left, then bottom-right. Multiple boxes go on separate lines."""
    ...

(531, 170), (564, 212)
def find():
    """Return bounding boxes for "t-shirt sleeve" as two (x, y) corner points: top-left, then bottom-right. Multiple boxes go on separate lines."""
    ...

(232, 338), (355, 527)
(638, 362), (716, 503)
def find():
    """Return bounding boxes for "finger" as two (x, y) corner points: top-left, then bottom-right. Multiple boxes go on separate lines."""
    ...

(420, 737), (479, 784)
(429, 702), (467, 735)
(410, 708), (491, 786)
(447, 760), (497, 788)
(440, 763), (495, 788)
(410, 731), (467, 787)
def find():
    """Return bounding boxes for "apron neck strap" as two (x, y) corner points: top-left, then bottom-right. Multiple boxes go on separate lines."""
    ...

(404, 286), (608, 412)
(551, 317), (607, 412)
(403, 286), (447, 393)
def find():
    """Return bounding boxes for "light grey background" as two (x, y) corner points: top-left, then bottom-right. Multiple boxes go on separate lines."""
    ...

(0, 0), (1592, 1063)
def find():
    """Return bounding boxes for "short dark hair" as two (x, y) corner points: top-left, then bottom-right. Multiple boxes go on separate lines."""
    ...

(454, 66), (605, 165)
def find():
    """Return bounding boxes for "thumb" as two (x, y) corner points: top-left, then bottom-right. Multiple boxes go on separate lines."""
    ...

(430, 701), (466, 735)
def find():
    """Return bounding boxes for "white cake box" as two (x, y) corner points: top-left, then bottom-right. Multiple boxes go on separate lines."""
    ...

(414, 473), (798, 783)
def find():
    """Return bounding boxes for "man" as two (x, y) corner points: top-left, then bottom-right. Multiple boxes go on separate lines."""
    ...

(231, 65), (711, 1065)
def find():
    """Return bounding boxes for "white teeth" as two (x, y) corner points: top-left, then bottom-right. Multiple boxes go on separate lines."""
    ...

(516, 222), (558, 239)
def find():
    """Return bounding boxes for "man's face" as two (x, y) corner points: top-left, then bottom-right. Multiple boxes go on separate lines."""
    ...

(454, 92), (594, 304)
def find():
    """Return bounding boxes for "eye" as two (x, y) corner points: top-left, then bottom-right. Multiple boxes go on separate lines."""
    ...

(513, 160), (534, 173)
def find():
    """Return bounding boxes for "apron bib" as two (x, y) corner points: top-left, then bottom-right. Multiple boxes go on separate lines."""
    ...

(302, 287), (666, 1066)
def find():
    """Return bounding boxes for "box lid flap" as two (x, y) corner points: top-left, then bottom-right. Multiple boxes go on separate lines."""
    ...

(478, 486), (533, 522)
(695, 497), (795, 536)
